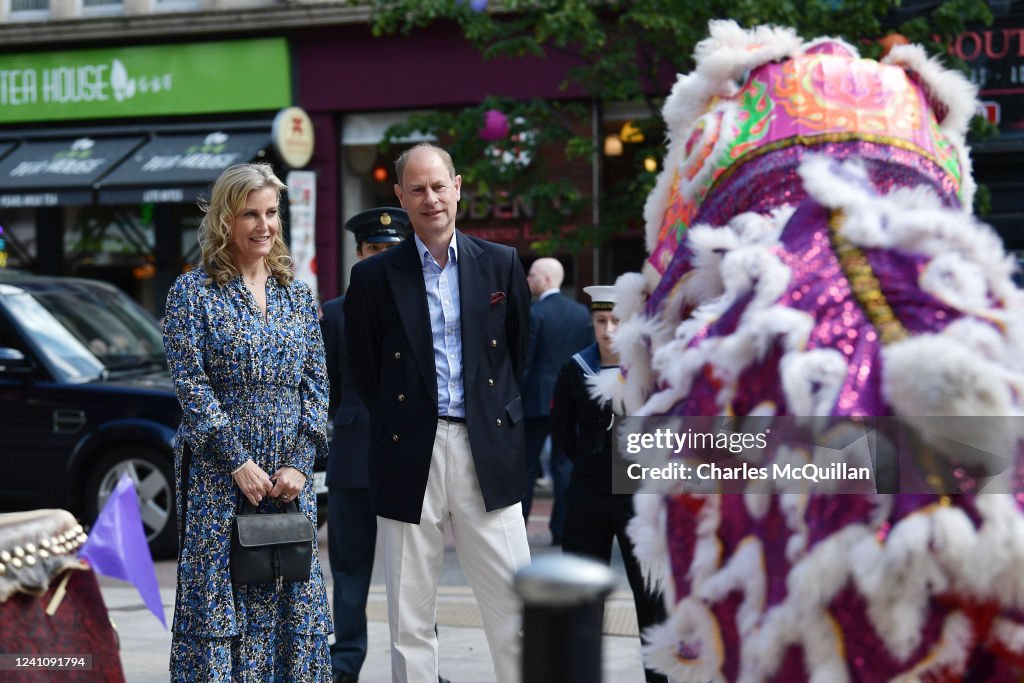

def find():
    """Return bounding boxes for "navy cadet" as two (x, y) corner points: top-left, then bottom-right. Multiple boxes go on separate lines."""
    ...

(551, 285), (668, 683)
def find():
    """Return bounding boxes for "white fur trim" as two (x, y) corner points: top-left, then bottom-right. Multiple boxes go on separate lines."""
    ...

(779, 349), (848, 416)
(719, 246), (792, 309)
(585, 365), (627, 415)
(882, 335), (1018, 452)
(920, 252), (991, 311)
(883, 43), (978, 138)
(686, 223), (740, 298)
(628, 494), (671, 594)
(612, 271), (649, 321)
(644, 343), (707, 416)
(698, 537), (766, 636)
(888, 611), (974, 682)
(990, 618), (1024, 656)
(614, 314), (664, 414)
(642, 599), (727, 683)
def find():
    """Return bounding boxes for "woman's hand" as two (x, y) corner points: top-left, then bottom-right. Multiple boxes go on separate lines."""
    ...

(269, 466), (307, 503)
(232, 460), (274, 506)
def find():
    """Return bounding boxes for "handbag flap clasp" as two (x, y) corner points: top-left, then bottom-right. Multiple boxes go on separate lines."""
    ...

(235, 512), (314, 548)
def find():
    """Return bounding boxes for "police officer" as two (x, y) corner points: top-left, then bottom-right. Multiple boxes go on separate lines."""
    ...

(321, 208), (409, 683)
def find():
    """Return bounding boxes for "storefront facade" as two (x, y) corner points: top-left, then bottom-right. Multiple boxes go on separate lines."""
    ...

(0, 36), (299, 313)
(293, 21), (612, 301)
(0, 16), (648, 307)
(956, 1), (1024, 251)
(2, 3), (1019, 308)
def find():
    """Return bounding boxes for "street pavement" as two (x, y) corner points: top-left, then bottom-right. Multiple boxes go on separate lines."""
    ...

(100, 495), (651, 682)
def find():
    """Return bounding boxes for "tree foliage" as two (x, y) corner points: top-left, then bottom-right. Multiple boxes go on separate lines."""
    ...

(359, 0), (993, 253)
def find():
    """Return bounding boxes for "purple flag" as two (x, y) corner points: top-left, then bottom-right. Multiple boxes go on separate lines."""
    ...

(79, 473), (167, 628)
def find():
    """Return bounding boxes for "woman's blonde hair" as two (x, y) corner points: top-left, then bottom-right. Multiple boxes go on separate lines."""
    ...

(197, 162), (293, 287)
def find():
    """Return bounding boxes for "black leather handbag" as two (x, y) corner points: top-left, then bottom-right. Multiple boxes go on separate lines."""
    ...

(230, 500), (314, 588)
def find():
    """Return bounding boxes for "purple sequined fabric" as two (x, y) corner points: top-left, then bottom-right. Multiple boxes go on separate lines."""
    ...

(638, 30), (1024, 683)
(646, 140), (961, 321)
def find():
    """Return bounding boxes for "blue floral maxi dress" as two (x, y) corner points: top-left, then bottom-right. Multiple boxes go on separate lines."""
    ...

(163, 268), (332, 682)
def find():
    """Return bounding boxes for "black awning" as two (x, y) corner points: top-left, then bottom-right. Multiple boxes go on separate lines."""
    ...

(0, 136), (145, 208)
(96, 131), (269, 205)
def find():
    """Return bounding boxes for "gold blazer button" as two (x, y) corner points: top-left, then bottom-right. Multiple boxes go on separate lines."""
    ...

(393, 351), (401, 359)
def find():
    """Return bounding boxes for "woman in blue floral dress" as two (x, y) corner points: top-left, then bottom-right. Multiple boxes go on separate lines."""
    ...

(163, 163), (332, 682)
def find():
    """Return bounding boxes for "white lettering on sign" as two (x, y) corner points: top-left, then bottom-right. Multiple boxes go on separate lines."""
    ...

(0, 193), (59, 207)
(42, 64), (110, 103)
(142, 189), (185, 203)
(0, 58), (171, 109)
(0, 69), (37, 106)
(10, 157), (106, 176)
(141, 152), (240, 172)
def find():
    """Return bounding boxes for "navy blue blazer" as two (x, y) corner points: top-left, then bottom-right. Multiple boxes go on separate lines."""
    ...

(518, 292), (593, 418)
(343, 232), (531, 523)
(320, 295), (371, 490)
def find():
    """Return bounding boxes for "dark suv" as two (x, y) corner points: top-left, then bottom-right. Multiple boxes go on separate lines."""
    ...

(0, 272), (327, 559)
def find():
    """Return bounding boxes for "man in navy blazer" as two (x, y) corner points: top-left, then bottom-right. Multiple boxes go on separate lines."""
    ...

(344, 143), (531, 683)
(321, 207), (410, 683)
(518, 257), (593, 544)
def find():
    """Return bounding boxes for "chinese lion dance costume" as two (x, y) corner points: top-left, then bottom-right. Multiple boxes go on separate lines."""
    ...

(603, 20), (1024, 682)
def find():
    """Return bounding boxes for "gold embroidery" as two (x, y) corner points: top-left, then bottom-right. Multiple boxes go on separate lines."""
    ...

(828, 210), (907, 345)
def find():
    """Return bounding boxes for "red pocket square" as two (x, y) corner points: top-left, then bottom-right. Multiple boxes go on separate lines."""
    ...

(490, 291), (506, 306)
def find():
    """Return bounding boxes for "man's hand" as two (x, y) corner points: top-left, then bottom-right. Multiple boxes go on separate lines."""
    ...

(269, 466), (307, 503)
(232, 460), (275, 506)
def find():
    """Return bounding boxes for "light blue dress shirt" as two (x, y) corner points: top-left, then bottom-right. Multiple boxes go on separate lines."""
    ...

(414, 232), (465, 418)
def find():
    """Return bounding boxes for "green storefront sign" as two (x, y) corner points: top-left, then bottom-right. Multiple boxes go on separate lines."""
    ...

(0, 38), (291, 123)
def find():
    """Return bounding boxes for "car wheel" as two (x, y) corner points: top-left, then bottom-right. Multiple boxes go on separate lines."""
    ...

(83, 447), (177, 560)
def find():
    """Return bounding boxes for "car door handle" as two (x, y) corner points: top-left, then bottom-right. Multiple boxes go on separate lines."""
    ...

(53, 409), (86, 434)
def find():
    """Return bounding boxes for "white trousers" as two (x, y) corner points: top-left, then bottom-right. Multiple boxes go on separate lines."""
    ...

(378, 419), (531, 683)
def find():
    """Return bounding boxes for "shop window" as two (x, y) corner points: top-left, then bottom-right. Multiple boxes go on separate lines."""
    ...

(0, 213), (37, 271)
(65, 207), (156, 308)
(8, 0), (49, 21)
(81, 0), (122, 15)
(155, 0), (199, 11)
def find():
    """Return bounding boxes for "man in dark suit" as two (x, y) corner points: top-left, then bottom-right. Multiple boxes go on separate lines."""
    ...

(343, 143), (531, 683)
(321, 208), (409, 683)
(519, 257), (593, 544)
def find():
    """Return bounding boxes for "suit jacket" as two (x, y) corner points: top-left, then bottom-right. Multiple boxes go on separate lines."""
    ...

(343, 232), (530, 523)
(320, 295), (371, 490)
(519, 293), (593, 418)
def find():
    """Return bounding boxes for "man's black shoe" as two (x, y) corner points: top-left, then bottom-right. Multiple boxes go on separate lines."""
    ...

(439, 677), (452, 683)
(333, 674), (357, 683)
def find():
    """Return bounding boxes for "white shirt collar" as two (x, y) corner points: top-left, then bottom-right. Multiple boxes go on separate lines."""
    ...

(413, 231), (459, 266)
(539, 288), (559, 300)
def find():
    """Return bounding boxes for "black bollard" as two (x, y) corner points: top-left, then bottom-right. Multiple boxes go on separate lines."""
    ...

(515, 553), (616, 683)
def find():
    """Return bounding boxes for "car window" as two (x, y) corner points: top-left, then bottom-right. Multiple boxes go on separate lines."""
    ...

(31, 287), (165, 372)
(2, 292), (105, 382)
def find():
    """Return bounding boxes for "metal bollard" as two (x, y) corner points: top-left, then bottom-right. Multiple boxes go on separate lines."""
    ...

(515, 553), (617, 683)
